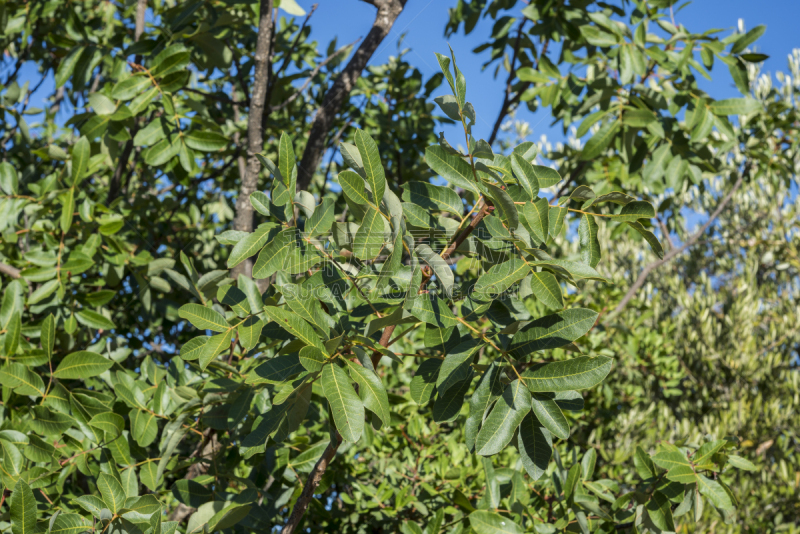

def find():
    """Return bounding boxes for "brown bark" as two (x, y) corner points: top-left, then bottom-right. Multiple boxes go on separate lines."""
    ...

(232, 0), (274, 279)
(296, 0), (407, 192)
(279, 432), (343, 534)
(0, 262), (21, 279)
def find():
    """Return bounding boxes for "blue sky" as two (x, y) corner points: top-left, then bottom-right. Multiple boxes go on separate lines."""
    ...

(15, 0), (800, 150)
(299, 0), (800, 146)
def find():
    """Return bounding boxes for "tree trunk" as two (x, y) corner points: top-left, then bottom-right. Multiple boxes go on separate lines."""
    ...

(296, 0), (407, 192)
(232, 0), (274, 279)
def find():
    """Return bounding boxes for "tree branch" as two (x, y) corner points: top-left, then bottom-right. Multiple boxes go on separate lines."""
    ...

(279, 432), (343, 533)
(487, 18), (527, 145)
(296, 0), (407, 192)
(371, 199), (492, 367)
(0, 262), (21, 279)
(232, 0), (274, 280)
(608, 166), (749, 318)
(274, 4), (318, 77)
(270, 40), (360, 113)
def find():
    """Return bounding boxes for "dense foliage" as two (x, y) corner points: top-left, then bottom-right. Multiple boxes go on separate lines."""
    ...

(0, 0), (797, 533)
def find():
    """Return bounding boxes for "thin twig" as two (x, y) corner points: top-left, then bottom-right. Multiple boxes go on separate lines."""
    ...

(270, 39), (360, 113)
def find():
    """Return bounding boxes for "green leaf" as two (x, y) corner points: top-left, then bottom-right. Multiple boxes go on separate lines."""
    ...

(731, 24), (766, 54)
(180, 337), (208, 361)
(468, 510), (524, 534)
(634, 445), (657, 479)
(238, 316), (264, 351)
(111, 75), (152, 100)
(578, 214), (601, 268)
(465, 362), (504, 450)
(24, 435), (55, 463)
(582, 447), (597, 479)
(283, 284), (330, 334)
(410, 358), (441, 405)
(626, 221), (664, 259)
(144, 136), (180, 166)
(299, 346), (326, 372)
(184, 131), (227, 152)
(485, 184), (519, 231)
(89, 412), (125, 438)
(0, 162), (19, 195)
(425, 145), (479, 195)
(10, 479), (37, 534)
(564, 463), (581, 500)
(152, 44), (190, 76)
(530, 394), (569, 440)
(263, 306), (326, 352)
(51, 514), (92, 534)
(580, 120), (620, 160)
(242, 406), (289, 450)
(0, 362), (46, 397)
(727, 454), (757, 471)
(3, 311), (20, 356)
(402, 202), (433, 228)
(178, 304), (229, 332)
(693, 440), (727, 469)
(53, 351), (113, 379)
(510, 153), (540, 200)
(55, 46), (84, 88)
(75, 309), (116, 330)
(509, 308), (599, 357)
(433, 373), (472, 423)
(345, 359), (391, 428)
(172, 480), (214, 509)
(474, 259), (530, 298)
(31, 406), (74, 435)
(339, 170), (369, 205)
(435, 53), (455, 95)
(353, 207), (386, 260)
(531, 165), (562, 189)
(199, 329), (233, 370)
(61, 187), (74, 233)
(246, 355), (304, 385)
(521, 198), (549, 243)
(416, 244), (454, 298)
(527, 271), (563, 309)
(476, 380), (531, 456)
(697, 474), (733, 510)
(402, 181), (463, 216)
(375, 233), (404, 295)
(321, 363), (364, 443)
(437, 339), (482, 395)
(646, 491), (675, 531)
(305, 198), (335, 237)
(652, 450), (697, 483)
(253, 228), (295, 279)
(709, 97), (761, 116)
(227, 223), (276, 268)
(517, 413), (552, 481)
(70, 136), (90, 185)
(208, 504), (250, 531)
(130, 409), (159, 447)
(407, 293), (459, 327)
(98, 472), (127, 514)
(355, 130), (386, 203)
(520, 356), (613, 393)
